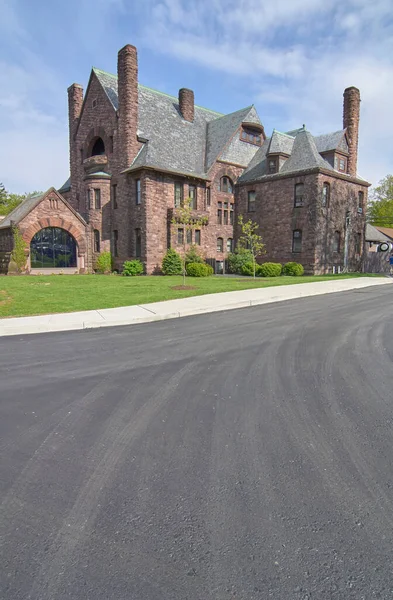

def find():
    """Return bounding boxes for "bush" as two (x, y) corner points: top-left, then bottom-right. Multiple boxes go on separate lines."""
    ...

(228, 248), (253, 274)
(122, 260), (144, 276)
(257, 262), (282, 277)
(162, 248), (182, 275)
(186, 262), (214, 277)
(11, 226), (27, 273)
(95, 251), (113, 274)
(185, 244), (204, 266)
(282, 262), (304, 276)
(241, 261), (256, 277)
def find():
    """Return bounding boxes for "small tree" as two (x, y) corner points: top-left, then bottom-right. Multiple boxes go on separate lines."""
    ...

(172, 198), (208, 286)
(11, 226), (27, 273)
(368, 174), (393, 227)
(237, 215), (265, 278)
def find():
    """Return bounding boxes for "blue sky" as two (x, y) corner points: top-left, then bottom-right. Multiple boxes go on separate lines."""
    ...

(1, 0), (392, 194)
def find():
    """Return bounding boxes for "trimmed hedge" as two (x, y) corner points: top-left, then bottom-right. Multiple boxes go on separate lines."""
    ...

(228, 249), (253, 274)
(162, 248), (182, 275)
(186, 262), (214, 277)
(122, 260), (144, 276)
(257, 262), (282, 277)
(94, 251), (113, 274)
(241, 262), (256, 276)
(282, 262), (304, 276)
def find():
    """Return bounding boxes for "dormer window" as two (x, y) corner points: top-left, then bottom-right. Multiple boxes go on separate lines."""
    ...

(268, 158), (277, 174)
(240, 127), (262, 146)
(219, 176), (233, 193)
(335, 155), (347, 172)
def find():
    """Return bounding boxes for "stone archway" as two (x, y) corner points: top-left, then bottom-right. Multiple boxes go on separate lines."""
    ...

(21, 217), (87, 273)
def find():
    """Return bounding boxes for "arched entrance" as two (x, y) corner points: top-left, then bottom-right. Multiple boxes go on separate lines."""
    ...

(30, 227), (77, 269)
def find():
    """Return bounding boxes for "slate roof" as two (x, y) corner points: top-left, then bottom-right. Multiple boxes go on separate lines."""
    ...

(0, 193), (45, 229)
(92, 68), (262, 178)
(58, 177), (71, 193)
(365, 224), (392, 243)
(314, 130), (348, 154)
(239, 126), (358, 184)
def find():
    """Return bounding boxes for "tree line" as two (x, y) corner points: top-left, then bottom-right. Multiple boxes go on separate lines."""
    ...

(0, 183), (41, 216)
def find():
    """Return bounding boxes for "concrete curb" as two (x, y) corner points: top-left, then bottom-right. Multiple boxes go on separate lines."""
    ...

(0, 277), (391, 337)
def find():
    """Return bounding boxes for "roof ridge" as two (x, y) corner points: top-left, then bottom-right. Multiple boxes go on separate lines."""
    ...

(272, 130), (297, 139)
(93, 68), (223, 116)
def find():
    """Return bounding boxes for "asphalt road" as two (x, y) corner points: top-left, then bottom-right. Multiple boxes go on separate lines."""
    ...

(1, 286), (393, 600)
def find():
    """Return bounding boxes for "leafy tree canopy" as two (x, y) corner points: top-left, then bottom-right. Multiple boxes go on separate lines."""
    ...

(0, 183), (42, 216)
(368, 174), (393, 228)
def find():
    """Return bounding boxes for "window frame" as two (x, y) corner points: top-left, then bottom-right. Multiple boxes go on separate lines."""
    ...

(206, 187), (211, 207)
(322, 182), (330, 207)
(177, 228), (184, 245)
(135, 179), (141, 205)
(186, 229), (192, 244)
(174, 182), (183, 208)
(292, 229), (302, 253)
(333, 231), (341, 253)
(94, 188), (101, 210)
(247, 191), (256, 212)
(240, 127), (262, 146)
(94, 229), (100, 253)
(294, 183), (304, 208)
(217, 237), (224, 253)
(227, 238), (233, 253)
(189, 184), (197, 209)
(220, 176), (233, 194)
(195, 229), (201, 245)
(268, 158), (277, 174)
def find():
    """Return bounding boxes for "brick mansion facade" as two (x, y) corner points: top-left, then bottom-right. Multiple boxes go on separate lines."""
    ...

(0, 43), (368, 274)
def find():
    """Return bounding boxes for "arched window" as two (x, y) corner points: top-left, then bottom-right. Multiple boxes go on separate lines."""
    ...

(90, 137), (105, 157)
(217, 237), (224, 252)
(294, 183), (304, 207)
(30, 227), (77, 269)
(94, 230), (100, 253)
(322, 182), (330, 207)
(292, 229), (302, 253)
(219, 176), (233, 193)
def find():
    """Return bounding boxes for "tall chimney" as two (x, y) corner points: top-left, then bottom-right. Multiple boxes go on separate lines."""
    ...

(179, 88), (194, 122)
(67, 83), (83, 206)
(343, 86), (360, 177)
(117, 44), (138, 169)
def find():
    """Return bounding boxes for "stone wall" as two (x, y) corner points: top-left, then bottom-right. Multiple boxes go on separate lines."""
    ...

(236, 173), (319, 272)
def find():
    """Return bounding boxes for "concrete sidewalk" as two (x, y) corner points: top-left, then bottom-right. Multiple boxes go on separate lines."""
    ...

(0, 277), (391, 337)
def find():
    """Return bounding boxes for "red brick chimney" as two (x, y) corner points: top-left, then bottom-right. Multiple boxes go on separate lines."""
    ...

(343, 86), (360, 177)
(67, 83), (83, 206)
(117, 44), (139, 169)
(179, 88), (194, 122)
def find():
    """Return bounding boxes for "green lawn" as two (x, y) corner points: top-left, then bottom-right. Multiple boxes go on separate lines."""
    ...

(0, 273), (378, 318)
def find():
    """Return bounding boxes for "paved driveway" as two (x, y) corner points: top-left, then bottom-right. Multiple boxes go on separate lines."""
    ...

(1, 286), (393, 599)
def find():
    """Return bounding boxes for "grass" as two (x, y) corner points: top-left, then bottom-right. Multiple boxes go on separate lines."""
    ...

(0, 273), (379, 318)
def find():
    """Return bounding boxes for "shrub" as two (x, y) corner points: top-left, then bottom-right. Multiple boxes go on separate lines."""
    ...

(122, 260), (144, 276)
(11, 226), (27, 273)
(185, 244), (204, 266)
(186, 262), (213, 277)
(240, 261), (255, 277)
(162, 248), (182, 275)
(282, 262), (304, 276)
(257, 262), (282, 277)
(95, 251), (113, 274)
(228, 248), (253, 274)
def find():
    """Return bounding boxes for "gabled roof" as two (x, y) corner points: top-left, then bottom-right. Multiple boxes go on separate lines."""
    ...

(374, 226), (393, 241)
(0, 188), (86, 230)
(365, 224), (392, 243)
(267, 130), (294, 155)
(0, 192), (46, 229)
(280, 130), (331, 174)
(93, 68), (263, 178)
(314, 130), (348, 154)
